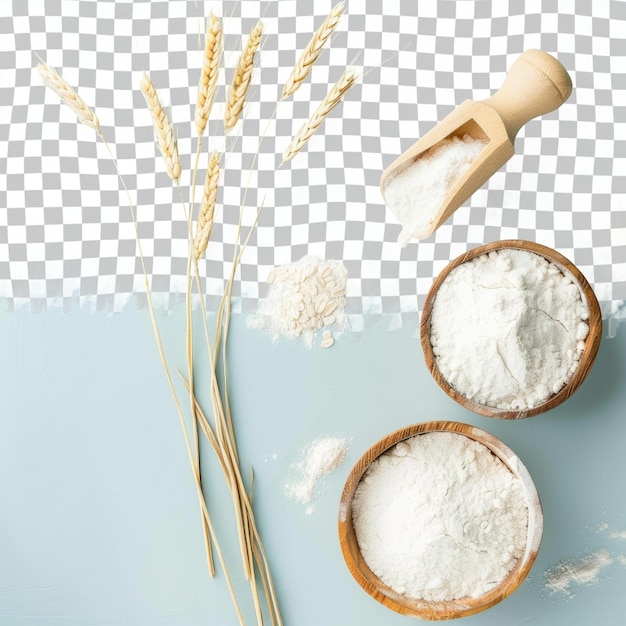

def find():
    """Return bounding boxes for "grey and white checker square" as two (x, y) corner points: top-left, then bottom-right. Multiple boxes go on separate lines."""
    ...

(0, 0), (625, 322)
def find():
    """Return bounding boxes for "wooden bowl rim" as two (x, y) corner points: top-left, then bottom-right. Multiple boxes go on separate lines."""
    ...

(419, 239), (602, 419)
(338, 420), (543, 620)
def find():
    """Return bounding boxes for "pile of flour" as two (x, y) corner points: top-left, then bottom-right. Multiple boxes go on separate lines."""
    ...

(429, 248), (590, 410)
(286, 436), (348, 515)
(351, 431), (529, 601)
(383, 134), (486, 246)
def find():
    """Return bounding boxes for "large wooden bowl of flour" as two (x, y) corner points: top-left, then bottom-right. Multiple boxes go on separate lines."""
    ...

(338, 421), (543, 620)
(420, 240), (602, 419)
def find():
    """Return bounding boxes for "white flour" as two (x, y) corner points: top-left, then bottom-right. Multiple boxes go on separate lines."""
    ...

(286, 436), (348, 514)
(351, 432), (528, 602)
(430, 248), (589, 410)
(544, 550), (613, 596)
(249, 256), (347, 348)
(383, 134), (486, 246)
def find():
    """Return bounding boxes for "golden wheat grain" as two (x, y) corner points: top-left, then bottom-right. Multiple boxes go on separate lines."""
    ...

(193, 150), (220, 260)
(282, 66), (359, 163)
(281, 2), (344, 99)
(139, 73), (182, 182)
(224, 20), (263, 132)
(195, 12), (223, 137)
(37, 62), (100, 132)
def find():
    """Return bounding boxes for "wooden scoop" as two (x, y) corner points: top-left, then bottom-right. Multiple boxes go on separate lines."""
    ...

(380, 49), (573, 241)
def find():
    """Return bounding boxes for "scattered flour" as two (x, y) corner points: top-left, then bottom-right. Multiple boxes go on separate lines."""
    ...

(286, 436), (349, 514)
(249, 256), (347, 348)
(430, 248), (590, 411)
(351, 432), (529, 602)
(383, 134), (486, 246)
(544, 550), (613, 596)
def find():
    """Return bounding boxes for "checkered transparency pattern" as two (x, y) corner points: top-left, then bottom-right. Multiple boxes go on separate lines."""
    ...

(0, 0), (625, 322)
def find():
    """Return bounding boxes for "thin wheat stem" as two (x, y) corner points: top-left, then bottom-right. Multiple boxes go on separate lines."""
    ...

(184, 249), (215, 576)
(96, 134), (243, 624)
(169, 181), (215, 577)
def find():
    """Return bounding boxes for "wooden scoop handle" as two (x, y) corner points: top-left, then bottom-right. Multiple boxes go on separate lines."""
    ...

(483, 49), (572, 141)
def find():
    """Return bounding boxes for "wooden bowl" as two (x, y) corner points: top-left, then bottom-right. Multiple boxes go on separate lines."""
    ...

(338, 421), (543, 620)
(420, 240), (602, 419)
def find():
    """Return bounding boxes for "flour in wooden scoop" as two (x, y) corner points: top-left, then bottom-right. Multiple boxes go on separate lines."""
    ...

(383, 134), (486, 245)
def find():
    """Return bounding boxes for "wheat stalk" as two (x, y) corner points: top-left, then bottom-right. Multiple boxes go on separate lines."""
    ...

(195, 12), (223, 137)
(140, 72), (182, 182)
(36, 62), (100, 132)
(282, 65), (360, 164)
(36, 64), (252, 620)
(194, 150), (221, 260)
(224, 19), (263, 132)
(281, 2), (344, 99)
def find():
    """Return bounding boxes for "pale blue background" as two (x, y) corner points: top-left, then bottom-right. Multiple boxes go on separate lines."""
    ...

(1, 306), (625, 625)
(1, 0), (626, 623)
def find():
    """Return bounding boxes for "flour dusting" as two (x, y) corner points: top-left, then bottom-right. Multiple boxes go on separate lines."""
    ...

(286, 436), (348, 514)
(544, 550), (613, 596)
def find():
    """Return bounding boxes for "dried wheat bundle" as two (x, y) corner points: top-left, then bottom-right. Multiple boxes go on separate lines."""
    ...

(281, 2), (344, 99)
(224, 19), (263, 132)
(282, 66), (359, 163)
(195, 12), (223, 137)
(194, 150), (221, 260)
(36, 62), (100, 132)
(140, 72), (182, 182)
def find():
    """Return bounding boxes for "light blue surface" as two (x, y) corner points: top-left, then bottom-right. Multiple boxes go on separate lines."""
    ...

(1, 304), (625, 625)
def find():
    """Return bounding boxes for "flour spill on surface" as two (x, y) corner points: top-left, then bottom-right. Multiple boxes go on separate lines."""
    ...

(544, 550), (613, 596)
(285, 436), (349, 515)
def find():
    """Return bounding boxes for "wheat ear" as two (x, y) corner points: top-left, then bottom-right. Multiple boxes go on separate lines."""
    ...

(282, 66), (360, 164)
(139, 73), (182, 182)
(195, 12), (222, 137)
(36, 62), (100, 132)
(224, 19), (263, 132)
(281, 2), (344, 99)
(193, 150), (220, 260)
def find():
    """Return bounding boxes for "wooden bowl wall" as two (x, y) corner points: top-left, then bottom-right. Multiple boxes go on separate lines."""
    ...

(338, 421), (543, 620)
(420, 240), (602, 419)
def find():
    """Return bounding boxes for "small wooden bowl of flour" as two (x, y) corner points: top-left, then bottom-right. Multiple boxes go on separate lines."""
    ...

(338, 421), (543, 620)
(420, 240), (601, 419)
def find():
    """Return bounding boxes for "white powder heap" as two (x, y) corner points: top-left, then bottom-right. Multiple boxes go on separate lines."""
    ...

(254, 256), (347, 348)
(545, 550), (613, 596)
(352, 432), (529, 602)
(430, 248), (590, 411)
(286, 436), (348, 514)
(383, 134), (486, 246)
